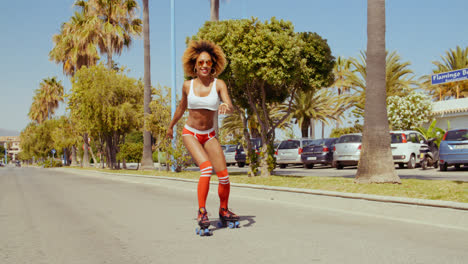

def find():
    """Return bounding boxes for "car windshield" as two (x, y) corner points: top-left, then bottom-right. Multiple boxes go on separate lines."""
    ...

(390, 133), (405, 143)
(226, 145), (236, 152)
(445, 130), (468, 141)
(303, 139), (322, 147)
(278, 140), (300, 149)
(337, 135), (361, 143)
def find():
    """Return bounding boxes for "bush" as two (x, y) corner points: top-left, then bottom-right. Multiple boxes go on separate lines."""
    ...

(40, 159), (63, 168)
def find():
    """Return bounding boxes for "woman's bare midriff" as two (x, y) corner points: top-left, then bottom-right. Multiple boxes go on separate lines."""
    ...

(186, 109), (216, 130)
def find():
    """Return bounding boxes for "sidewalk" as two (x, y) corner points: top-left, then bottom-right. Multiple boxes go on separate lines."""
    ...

(55, 167), (468, 231)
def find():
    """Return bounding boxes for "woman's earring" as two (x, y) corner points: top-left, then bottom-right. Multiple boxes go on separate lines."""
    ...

(193, 67), (197, 73)
(211, 68), (216, 76)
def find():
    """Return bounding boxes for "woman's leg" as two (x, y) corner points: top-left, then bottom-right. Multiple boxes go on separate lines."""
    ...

(204, 138), (230, 209)
(182, 135), (211, 209)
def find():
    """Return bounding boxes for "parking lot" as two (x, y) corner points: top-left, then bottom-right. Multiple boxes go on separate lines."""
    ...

(224, 164), (468, 182)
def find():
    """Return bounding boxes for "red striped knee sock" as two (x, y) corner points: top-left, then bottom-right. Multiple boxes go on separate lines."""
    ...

(216, 169), (230, 209)
(197, 161), (212, 209)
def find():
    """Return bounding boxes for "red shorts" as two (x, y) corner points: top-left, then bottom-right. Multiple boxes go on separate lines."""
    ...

(182, 125), (216, 145)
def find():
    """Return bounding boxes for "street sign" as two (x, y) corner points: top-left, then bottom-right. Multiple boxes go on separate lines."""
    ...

(431, 68), (468, 85)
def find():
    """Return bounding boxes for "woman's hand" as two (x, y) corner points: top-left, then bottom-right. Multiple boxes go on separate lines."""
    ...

(219, 102), (231, 115)
(166, 127), (174, 139)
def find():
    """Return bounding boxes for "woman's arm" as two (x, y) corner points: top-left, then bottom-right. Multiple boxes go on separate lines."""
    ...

(217, 79), (234, 115)
(166, 81), (189, 139)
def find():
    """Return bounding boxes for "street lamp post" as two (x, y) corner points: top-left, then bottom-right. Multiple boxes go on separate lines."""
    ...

(170, 0), (176, 172)
(4, 142), (7, 165)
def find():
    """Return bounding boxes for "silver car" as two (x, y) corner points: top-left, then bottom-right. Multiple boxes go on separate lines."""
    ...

(276, 138), (317, 168)
(223, 144), (237, 166)
(333, 133), (362, 169)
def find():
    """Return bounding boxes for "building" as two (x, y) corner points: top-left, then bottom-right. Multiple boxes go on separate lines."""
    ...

(0, 136), (21, 161)
(431, 98), (468, 130)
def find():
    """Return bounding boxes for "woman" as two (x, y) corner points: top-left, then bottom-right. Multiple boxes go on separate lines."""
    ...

(166, 40), (239, 230)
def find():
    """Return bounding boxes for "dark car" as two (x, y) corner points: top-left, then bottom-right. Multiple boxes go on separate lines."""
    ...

(234, 138), (262, 167)
(301, 137), (338, 169)
(439, 128), (468, 171)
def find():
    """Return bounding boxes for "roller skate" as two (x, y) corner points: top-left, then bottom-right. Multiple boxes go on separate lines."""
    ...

(195, 207), (212, 236)
(217, 208), (240, 229)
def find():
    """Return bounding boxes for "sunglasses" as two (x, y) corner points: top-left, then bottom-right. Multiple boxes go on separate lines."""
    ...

(197, 60), (213, 67)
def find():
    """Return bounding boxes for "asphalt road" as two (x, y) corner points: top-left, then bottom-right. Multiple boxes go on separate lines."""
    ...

(1, 167), (467, 264)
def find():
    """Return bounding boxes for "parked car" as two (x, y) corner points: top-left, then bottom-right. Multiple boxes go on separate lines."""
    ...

(301, 137), (338, 169)
(276, 138), (318, 168)
(439, 128), (468, 171)
(235, 138), (262, 167)
(333, 133), (362, 169)
(223, 144), (237, 166)
(390, 130), (427, 169)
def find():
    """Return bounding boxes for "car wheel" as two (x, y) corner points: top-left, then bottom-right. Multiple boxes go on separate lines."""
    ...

(238, 162), (245, 168)
(407, 155), (416, 169)
(455, 164), (461, 170)
(305, 163), (314, 169)
(440, 162), (447, 171)
(433, 160), (439, 169)
(398, 163), (405, 169)
(336, 162), (343, 170)
(279, 164), (287, 169)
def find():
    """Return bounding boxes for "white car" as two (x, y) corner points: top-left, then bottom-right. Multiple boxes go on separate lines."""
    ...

(390, 130), (427, 169)
(223, 145), (237, 166)
(276, 138), (317, 168)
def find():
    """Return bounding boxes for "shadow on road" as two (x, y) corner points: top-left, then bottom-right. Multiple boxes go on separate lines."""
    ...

(207, 215), (257, 233)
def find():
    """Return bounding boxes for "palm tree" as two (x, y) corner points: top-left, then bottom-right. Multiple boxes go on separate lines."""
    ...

(49, 11), (100, 76)
(221, 104), (291, 140)
(50, 11), (101, 167)
(28, 77), (64, 123)
(355, 0), (400, 183)
(140, 0), (154, 170)
(290, 89), (354, 138)
(348, 50), (418, 119)
(332, 56), (354, 96)
(74, 0), (142, 69)
(421, 46), (468, 100)
(210, 0), (220, 21)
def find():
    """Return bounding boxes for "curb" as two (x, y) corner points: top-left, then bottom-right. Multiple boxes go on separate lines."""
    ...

(57, 168), (468, 211)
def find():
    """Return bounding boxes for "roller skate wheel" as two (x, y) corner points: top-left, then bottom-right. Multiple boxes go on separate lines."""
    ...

(204, 228), (211, 236)
(217, 222), (223, 228)
(196, 227), (200, 235)
(235, 221), (240, 228)
(228, 222), (235, 229)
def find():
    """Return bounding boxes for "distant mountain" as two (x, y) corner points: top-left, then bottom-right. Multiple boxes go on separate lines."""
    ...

(0, 128), (20, 137)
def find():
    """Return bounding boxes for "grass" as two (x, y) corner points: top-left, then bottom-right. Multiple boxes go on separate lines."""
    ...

(64, 167), (468, 203)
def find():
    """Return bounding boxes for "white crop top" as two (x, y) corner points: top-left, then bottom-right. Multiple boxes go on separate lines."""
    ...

(187, 79), (220, 111)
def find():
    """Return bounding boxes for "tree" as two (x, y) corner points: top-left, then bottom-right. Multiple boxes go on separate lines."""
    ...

(416, 119), (446, 147)
(421, 46), (468, 100)
(210, 0), (219, 21)
(74, 0), (142, 69)
(50, 116), (81, 166)
(49, 11), (100, 77)
(192, 18), (335, 177)
(140, 0), (154, 170)
(387, 91), (432, 130)
(68, 64), (144, 169)
(355, 0), (400, 183)
(221, 104), (291, 142)
(347, 50), (418, 121)
(28, 77), (64, 123)
(290, 89), (354, 138)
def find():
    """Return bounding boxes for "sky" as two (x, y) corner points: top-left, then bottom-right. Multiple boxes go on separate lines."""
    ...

(0, 0), (467, 138)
